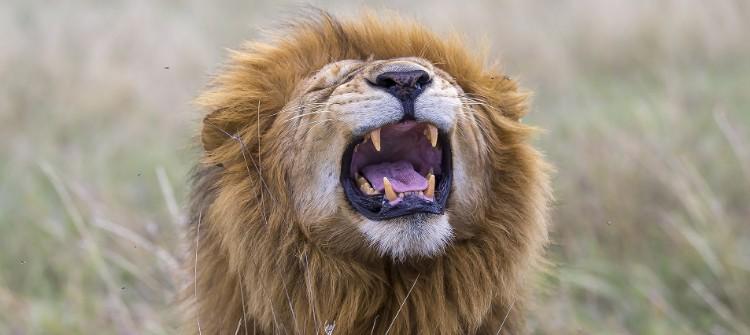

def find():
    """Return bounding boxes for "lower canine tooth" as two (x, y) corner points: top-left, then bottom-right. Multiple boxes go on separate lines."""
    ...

(425, 173), (436, 198)
(383, 177), (397, 201)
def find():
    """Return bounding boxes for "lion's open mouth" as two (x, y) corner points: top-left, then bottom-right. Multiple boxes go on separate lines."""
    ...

(341, 121), (452, 220)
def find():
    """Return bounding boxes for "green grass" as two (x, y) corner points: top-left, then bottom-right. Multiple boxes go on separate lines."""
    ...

(1, 0), (748, 334)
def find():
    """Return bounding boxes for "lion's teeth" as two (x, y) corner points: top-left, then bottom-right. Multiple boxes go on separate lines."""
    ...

(370, 128), (381, 152)
(426, 124), (438, 148)
(357, 175), (378, 195)
(425, 173), (435, 198)
(383, 177), (397, 201)
(364, 185), (379, 195)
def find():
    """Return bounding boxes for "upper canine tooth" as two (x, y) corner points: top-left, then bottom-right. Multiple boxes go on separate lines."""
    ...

(383, 177), (397, 201)
(371, 128), (381, 152)
(427, 125), (438, 147)
(425, 173), (436, 199)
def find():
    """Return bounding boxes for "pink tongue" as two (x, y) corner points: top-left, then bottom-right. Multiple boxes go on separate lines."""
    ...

(362, 160), (428, 193)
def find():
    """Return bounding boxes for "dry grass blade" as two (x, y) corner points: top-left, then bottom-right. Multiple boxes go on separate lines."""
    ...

(690, 280), (750, 334)
(495, 298), (515, 335)
(239, 272), (249, 335)
(195, 211), (203, 335)
(369, 315), (379, 335)
(714, 109), (750, 181)
(156, 166), (182, 226)
(384, 273), (420, 335)
(38, 161), (139, 332)
(92, 218), (180, 270)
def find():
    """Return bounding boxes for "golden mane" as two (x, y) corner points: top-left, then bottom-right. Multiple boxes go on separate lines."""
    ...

(187, 10), (549, 334)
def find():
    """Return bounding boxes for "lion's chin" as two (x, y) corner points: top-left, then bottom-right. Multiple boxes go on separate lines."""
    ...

(359, 213), (453, 262)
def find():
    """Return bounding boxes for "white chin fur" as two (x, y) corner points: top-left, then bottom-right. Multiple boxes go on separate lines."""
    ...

(360, 214), (453, 262)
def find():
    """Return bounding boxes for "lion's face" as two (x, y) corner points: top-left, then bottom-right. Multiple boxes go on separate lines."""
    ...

(284, 57), (488, 261)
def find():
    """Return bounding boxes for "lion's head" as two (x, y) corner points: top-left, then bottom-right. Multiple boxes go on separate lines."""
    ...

(278, 56), (478, 260)
(190, 11), (549, 333)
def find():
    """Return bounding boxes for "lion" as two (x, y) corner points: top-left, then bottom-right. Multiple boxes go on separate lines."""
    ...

(186, 11), (550, 335)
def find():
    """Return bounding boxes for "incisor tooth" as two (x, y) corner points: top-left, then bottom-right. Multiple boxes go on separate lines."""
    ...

(427, 125), (438, 147)
(371, 128), (381, 152)
(383, 177), (397, 201)
(425, 173), (436, 198)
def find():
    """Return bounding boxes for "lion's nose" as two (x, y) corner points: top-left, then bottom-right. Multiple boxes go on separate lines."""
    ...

(373, 70), (431, 120)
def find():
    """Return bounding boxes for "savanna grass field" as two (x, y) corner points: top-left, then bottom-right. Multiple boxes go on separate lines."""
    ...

(1, 0), (749, 334)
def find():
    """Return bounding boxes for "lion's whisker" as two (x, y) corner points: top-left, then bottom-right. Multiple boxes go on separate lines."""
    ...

(283, 110), (333, 123)
(272, 102), (328, 116)
(303, 119), (334, 136)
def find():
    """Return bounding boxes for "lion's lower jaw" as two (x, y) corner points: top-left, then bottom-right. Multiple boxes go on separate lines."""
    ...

(360, 213), (454, 261)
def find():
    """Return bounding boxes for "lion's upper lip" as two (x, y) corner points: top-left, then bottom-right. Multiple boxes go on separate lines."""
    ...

(341, 121), (452, 220)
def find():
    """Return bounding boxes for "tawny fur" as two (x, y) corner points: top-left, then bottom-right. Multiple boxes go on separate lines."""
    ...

(185, 11), (550, 335)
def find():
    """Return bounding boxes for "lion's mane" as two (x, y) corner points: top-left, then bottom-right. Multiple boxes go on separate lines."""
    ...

(186, 11), (550, 335)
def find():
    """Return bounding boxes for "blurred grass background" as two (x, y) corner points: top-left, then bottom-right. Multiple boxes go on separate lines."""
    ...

(1, 0), (748, 334)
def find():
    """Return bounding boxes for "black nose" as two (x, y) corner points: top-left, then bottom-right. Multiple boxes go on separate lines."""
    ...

(373, 70), (431, 120)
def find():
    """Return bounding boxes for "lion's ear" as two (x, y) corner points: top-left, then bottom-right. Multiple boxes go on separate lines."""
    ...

(201, 109), (234, 153)
(473, 74), (529, 121)
(198, 100), (279, 158)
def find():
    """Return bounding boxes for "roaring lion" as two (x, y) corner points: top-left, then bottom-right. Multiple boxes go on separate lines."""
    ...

(187, 11), (550, 335)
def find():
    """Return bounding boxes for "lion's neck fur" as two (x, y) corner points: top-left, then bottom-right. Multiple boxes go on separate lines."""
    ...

(187, 161), (543, 335)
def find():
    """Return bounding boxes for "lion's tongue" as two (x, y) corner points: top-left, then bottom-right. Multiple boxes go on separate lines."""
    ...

(362, 160), (428, 193)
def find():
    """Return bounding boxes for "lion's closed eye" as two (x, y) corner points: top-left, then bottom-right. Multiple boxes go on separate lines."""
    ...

(307, 59), (364, 91)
